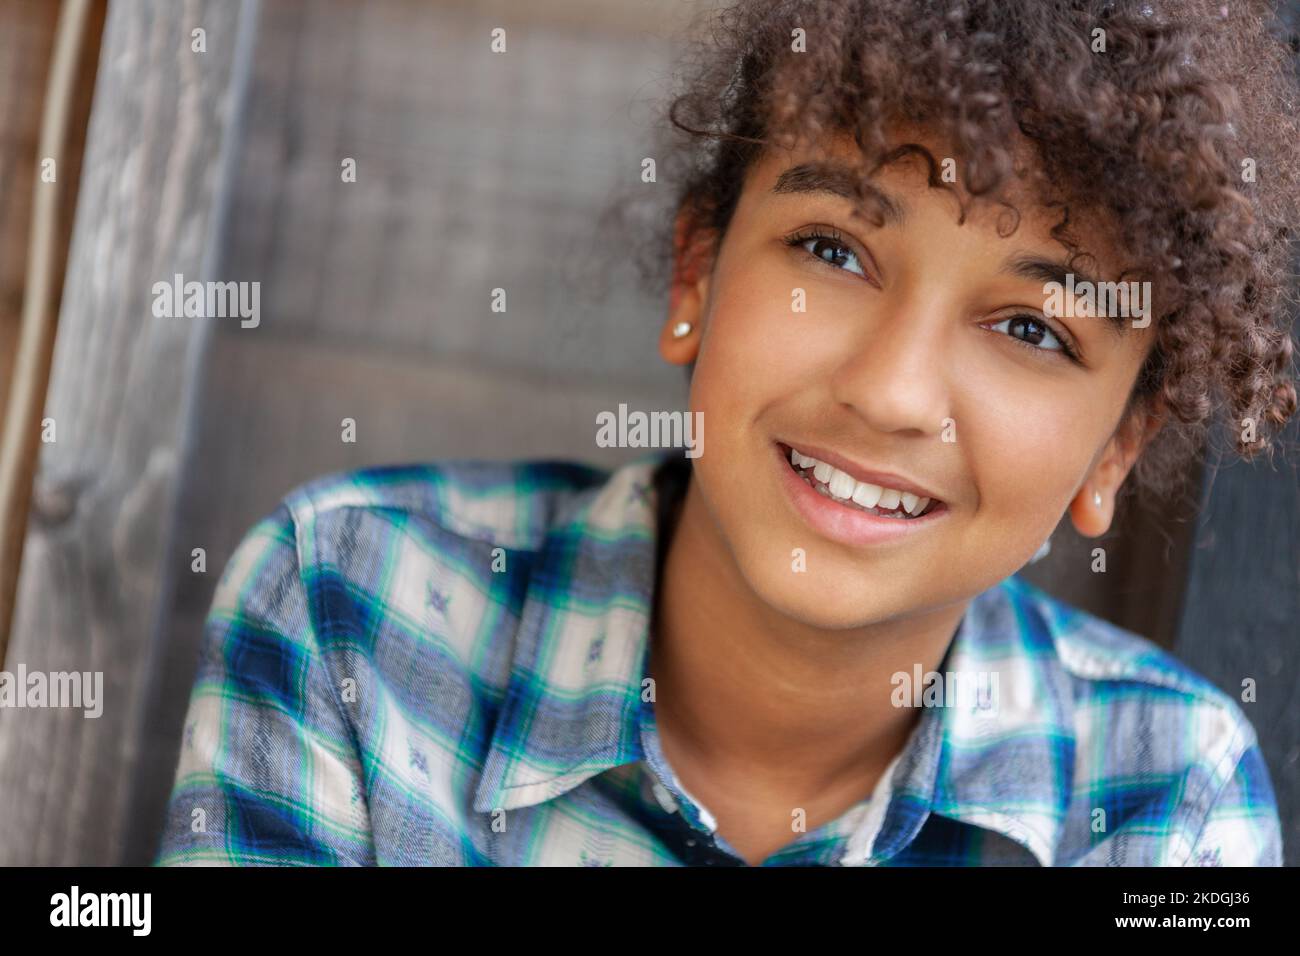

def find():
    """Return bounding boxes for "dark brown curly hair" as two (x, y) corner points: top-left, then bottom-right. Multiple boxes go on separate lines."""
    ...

(623, 0), (1300, 508)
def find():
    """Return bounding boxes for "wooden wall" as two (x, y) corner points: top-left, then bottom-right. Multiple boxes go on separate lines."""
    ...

(0, 0), (255, 866)
(0, 0), (1290, 866)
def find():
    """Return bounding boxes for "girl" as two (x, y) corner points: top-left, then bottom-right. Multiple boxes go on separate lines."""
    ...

(159, 0), (1298, 866)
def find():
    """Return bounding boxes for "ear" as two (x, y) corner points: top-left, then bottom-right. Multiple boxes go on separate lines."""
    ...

(659, 204), (714, 366)
(1068, 402), (1165, 537)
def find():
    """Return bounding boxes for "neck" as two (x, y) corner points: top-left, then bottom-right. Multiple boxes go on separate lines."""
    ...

(649, 473), (967, 797)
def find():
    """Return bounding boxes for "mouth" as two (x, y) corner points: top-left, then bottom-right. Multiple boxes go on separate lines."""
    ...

(775, 441), (947, 524)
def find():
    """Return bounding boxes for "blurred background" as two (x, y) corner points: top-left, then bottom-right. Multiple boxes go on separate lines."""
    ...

(0, 0), (1296, 866)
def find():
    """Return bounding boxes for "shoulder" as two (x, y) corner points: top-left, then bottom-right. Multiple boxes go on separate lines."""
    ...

(999, 574), (1250, 721)
(995, 575), (1279, 864)
(210, 458), (619, 650)
(278, 458), (612, 552)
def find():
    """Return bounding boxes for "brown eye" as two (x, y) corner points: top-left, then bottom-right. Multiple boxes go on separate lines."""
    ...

(785, 230), (869, 279)
(985, 312), (1081, 363)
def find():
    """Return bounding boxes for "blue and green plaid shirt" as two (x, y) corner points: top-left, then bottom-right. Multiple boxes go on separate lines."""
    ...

(156, 450), (1282, 866)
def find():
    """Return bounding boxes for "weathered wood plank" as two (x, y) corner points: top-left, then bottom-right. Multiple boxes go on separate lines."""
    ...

(0, 0), (104, 657)
(0, 0), (258, 865)
(220, 0), (687, 385)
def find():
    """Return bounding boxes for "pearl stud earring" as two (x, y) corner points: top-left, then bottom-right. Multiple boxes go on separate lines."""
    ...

(671, 321), (693, 339)
(1093, 490), (1103, 508)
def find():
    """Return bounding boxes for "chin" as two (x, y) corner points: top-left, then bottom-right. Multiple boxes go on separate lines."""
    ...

(735, 556), (920, 631)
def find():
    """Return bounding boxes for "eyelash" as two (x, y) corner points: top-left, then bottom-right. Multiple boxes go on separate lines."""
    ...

(986, 313), (1082, 363)
(783, 227), (1082, 364)
(783, 227), (875, 283)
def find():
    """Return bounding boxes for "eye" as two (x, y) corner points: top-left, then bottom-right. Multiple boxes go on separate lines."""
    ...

(784, 228), (870, 280)
(986, 312), (1079, 361)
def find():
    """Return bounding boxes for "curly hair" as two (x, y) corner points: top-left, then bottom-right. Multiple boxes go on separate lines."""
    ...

(625, 0), (1300, 507)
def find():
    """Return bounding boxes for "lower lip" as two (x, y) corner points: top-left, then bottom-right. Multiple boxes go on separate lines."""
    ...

(773, 442), (949, 548)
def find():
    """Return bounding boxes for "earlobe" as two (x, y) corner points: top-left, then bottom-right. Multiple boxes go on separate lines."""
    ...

(659, 303), (703, 365)
(1069, 404), (1160, 537)
(661, 203), (717, 366)
(661, 239), (711, 366)
(1068, 484), (1112, 538)
(1068, 445), (1123, 538)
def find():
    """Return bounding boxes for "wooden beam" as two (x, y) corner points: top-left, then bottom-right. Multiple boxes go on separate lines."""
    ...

(0, 0), (61, 447)
(0, 0), (104, 662)
(0, 0), (259, 865)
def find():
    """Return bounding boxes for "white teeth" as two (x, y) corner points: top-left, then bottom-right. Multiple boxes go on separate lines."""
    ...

(788, 446), (934, 516)
(828, 470), (856, 500)
(851, 480), (883, 509)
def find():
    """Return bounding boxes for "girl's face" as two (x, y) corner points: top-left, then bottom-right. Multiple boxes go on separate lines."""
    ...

(662, 130), (1160, 629)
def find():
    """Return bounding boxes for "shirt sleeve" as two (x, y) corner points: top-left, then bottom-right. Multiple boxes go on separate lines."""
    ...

(1183, 740), (1283, 867)
(154, 504), (375, 866)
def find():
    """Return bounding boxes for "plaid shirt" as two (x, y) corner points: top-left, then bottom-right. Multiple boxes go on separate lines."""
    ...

(156, 450), (1282, 866)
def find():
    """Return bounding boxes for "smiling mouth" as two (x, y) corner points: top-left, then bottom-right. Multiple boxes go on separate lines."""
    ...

(778, 443), (944, 520)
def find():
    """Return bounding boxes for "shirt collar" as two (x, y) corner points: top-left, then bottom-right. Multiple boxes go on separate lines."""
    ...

(886, 575), (1077, 866)
(471, 452), (1075, 866)
(471, 451), (666, 815)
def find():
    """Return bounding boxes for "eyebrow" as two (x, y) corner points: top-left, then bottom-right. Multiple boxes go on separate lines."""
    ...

(771, 162), (908, 226)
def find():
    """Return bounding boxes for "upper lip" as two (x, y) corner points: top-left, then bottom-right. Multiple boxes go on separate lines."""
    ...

(777, 439), (944, 502)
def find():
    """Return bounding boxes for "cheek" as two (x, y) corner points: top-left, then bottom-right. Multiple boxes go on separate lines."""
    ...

(965, 390), (1104, 523)
(702, 265), (810, 375)
(689, 263), (803, 437)
(694, 255), (860, 411)
(685, 265), (826, 568)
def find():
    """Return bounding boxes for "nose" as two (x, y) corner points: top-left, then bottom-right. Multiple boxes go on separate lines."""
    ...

(828, 293), (953, 437)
